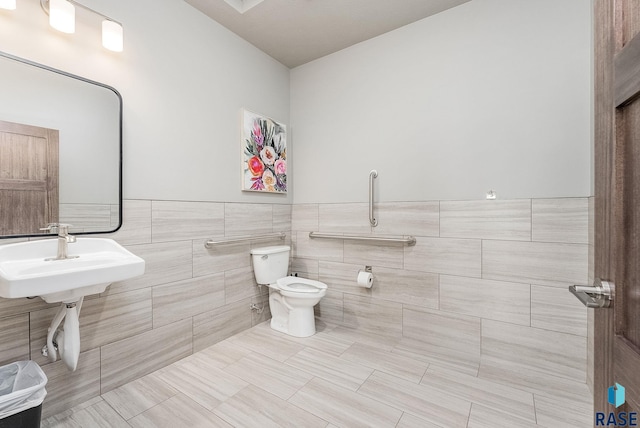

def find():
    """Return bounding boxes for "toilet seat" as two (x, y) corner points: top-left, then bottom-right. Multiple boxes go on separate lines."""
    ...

(276, 276), (327, 294)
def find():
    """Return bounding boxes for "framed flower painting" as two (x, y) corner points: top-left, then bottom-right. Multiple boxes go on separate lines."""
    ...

(241, 109), (287, 193)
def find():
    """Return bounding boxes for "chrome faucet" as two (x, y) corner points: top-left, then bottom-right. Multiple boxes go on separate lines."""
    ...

(41, 223), (78, 261)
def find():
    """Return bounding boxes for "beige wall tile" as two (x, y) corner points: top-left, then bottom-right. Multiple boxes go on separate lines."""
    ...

(319, 260), (365, 294)
(319, 203), (371, 234)
(0, 314), (29, 366)
(100, 319), (192, 393)
(374, 201), (439, 237)
(531, 284), (587, 336)
(105, 240), (193, 295)
(41, 349), (101, 418)
(153, 273), (225, 328)
(343, 294), (402, 339)
(224, 266), (261, 304)
(344, 240), (404, 269)
(151, 200), (224, 242)
(481, 320), (586, 383)
(292, 204), (318, 232)
(193, 299), (252, 352)
(59, 204), (112, 233)
(30, 289), (152, 365)
(402, 306), (481, 371)
(314, 289), (344, 323)
(373, 267), (439, 308)
(587, 307), (594, 393)
(224, 203), (273, 236)
(404, 237), (481, 277)
(272, 204), (292, 232)
(291, 257), (319, 279)
(440, 200), (531, 241)
(105, 200), (152, 246)
(0, 295), (51, 321)
(192, 240), (251, 277)
(294, 230), (343, 261)
(251, 292), (271, 326)
(482, 240), (588, 287)
(532, 198), (589, 244)
(440, 275), (530, 326)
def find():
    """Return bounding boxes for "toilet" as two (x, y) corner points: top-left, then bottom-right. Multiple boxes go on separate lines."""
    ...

(250, 245), (327, 337)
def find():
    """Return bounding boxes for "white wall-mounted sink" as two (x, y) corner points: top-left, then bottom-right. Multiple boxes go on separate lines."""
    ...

(0, 238), (145, 303)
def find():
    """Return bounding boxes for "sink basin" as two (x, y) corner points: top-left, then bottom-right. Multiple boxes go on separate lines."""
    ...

(0, 238), (145, 303)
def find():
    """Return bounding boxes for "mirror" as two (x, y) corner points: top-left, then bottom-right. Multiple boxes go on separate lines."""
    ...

(0, 51), (121, 238)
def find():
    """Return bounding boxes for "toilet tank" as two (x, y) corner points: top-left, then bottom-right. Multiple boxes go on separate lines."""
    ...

(250, 245), (290, 285)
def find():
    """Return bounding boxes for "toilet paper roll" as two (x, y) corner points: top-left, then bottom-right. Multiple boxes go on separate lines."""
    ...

(357, 270), (373, 289)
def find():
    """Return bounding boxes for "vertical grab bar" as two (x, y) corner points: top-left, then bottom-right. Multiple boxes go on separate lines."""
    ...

(369, 170), (378, 227)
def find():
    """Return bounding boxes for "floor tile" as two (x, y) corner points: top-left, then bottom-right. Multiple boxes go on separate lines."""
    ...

(340, 342), (429, 383)
(285, 347), (374, 391)
(102, 372), (178, 420)
(154, 358), (248, 411)
(128, 393), (232, 427)
(534, 393), (593, 427)
(289, 377), (403, 427)
(467, 404), (539, 428)
(357, 370), (471, 427)
(213, 385), (328, 427)
(223, 353), (314, 400)
(420, 365), (536, 422)
(228, 326), (305, 361)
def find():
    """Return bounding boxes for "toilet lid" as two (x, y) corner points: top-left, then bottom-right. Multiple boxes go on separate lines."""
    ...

(276, 276), (328, 293)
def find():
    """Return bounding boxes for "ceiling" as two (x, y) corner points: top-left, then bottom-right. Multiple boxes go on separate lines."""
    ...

(184, 0), (471, 68)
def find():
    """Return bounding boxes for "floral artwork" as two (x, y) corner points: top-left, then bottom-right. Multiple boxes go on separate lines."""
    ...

(242, 109), (287, 193)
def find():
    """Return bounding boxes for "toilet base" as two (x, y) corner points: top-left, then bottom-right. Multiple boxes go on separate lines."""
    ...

(269, 292), (319, 338)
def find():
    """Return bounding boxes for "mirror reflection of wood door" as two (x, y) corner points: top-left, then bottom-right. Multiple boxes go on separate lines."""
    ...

(0, 120), (59, 235)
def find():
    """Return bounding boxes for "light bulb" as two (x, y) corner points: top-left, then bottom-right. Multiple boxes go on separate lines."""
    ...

(49, 0), (75, 34)
(102, 20), (123, 52)
(0, 0), (16, 10)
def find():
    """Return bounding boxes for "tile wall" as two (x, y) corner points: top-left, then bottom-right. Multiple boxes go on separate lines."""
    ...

(0, 196), (591, 418)
(292, 198), (591, 401)
(0, 199), (291, 418)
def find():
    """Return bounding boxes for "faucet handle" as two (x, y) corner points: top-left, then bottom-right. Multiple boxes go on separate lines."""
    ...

(40, 223), (60, 233)
(40, 223), (74, 235)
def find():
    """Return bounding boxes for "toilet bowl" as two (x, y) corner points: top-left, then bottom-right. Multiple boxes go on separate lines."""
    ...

(250, 246), (328, 337)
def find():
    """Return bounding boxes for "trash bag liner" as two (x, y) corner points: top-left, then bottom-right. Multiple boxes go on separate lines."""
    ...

(0, 361), (47, 419)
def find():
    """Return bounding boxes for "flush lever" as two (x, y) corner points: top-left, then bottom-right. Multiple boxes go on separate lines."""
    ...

(568, 278), (613, 308)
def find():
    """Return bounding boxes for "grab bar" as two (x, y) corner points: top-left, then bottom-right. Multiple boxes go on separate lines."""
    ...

(369, 170), (378, 227)
(205, 232), (285, 248)
(309, 232), (416, 246)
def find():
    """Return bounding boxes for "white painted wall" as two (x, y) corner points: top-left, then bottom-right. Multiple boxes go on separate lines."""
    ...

(290, 0), (592, 203)
(0, 0), (291, 204)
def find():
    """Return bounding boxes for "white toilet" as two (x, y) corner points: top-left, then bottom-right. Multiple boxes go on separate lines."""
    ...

(250, 245), (327, 337)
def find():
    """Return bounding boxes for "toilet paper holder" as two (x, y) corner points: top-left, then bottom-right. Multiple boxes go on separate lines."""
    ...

(365, 265), (372, 273)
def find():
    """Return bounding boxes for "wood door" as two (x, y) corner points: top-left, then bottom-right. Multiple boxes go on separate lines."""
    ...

(0, 120), (59, 236)
(594, 0), (640, 416)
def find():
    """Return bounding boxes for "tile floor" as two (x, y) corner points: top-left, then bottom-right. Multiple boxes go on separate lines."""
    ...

(41, 320), (593, 427)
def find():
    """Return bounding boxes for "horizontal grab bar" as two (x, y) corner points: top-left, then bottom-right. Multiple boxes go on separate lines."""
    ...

(205, 232), (285, 248)
(309, 232), (416, 246)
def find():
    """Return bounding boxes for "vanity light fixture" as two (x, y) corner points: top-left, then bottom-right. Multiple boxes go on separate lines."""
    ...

(40, 0), (123, 52)
(0, 0), (16, 10)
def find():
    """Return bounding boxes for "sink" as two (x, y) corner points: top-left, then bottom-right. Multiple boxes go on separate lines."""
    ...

(0, 238), (145, 303)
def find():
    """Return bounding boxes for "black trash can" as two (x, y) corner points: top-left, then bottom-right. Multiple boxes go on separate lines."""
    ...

(0, 361), (47, 428)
